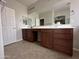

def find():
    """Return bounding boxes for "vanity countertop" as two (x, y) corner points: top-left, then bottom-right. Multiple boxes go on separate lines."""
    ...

(21, 25), (75, 29)
(21, 26), (75, 29)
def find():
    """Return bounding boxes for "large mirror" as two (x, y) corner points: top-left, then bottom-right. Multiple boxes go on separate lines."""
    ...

(22, 16), (32, 26)
(54, 3), (70, 24)
(39, 10), (54, 26)
(25, 1), (70, 26)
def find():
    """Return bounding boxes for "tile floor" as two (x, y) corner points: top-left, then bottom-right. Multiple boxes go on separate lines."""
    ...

(4, 41), (79, 59)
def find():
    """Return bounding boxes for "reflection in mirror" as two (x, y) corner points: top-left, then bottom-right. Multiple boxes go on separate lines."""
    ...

(39, 10), (53, 26)
(27, 18), (32, 26)
(23, 19), (27, 25)
(28, 12), (40, 27)
(40, 19), (44, 26)
(54, 3), (70, 24)
(27, 1), (70, 27)
(55, 16), (65, 24)
(23, 16), (32, 26)
(22, 16), (27, 25)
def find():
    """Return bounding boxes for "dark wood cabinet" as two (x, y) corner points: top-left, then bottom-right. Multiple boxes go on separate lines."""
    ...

(40, 30), (53, 49)
(22, 29), (34, 42)
(53, 29), (73, 56)
(22, 28), (73, 56)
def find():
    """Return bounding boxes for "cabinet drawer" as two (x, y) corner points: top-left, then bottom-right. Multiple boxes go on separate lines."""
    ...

(41, 29), (53, 32)
(53, 39), (72, 48)
(53, 29), (73, 34)
(53, 44), (73, 55)
(53, 34), (73, 39)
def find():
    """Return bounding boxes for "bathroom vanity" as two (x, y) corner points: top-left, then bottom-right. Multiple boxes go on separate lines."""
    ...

(21, 0), (73, 56)
(22, 27), (73, 56)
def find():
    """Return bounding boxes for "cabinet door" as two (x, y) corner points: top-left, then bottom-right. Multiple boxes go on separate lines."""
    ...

(40, 30), (53, 49)
(22, 29), (34, 42)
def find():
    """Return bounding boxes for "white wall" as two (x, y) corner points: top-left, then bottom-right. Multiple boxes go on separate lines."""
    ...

(0, 5), (4, 59)
(70, 0), (79, 49)
(6, 0), (28, 41)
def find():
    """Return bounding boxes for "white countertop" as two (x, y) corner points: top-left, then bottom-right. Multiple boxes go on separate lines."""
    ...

(21, 25), (75, 29)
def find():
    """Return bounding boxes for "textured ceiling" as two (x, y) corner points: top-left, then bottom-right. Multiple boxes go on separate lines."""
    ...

(16, 0), (63, 7)
(16, 0), (38, 6)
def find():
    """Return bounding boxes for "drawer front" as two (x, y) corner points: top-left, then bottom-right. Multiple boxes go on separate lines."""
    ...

(33, 29), (41, 32)
(53, 44), (73, 55)
(53, 34), (73, 39)
(53, 29), (73, 34)
(53, 39), (73, 48)
(40, 30), (53, 49)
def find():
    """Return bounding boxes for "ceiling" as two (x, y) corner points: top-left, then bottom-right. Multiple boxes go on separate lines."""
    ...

(16, 0), (64, 7)
(16, 0), (38, 7)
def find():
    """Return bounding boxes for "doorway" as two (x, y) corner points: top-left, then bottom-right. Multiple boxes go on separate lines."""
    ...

(40, 19), (44, 26)
(1, 7), (17, 46)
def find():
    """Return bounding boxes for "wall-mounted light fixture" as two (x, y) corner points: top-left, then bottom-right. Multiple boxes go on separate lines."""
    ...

(71, 10), (75, 16)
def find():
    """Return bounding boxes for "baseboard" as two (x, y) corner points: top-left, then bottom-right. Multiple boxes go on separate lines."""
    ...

(73, 48), (79, 51)
(4, 39), (23, 46)
(16, 39), (23, 42)
(4, 40), (16, 46)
